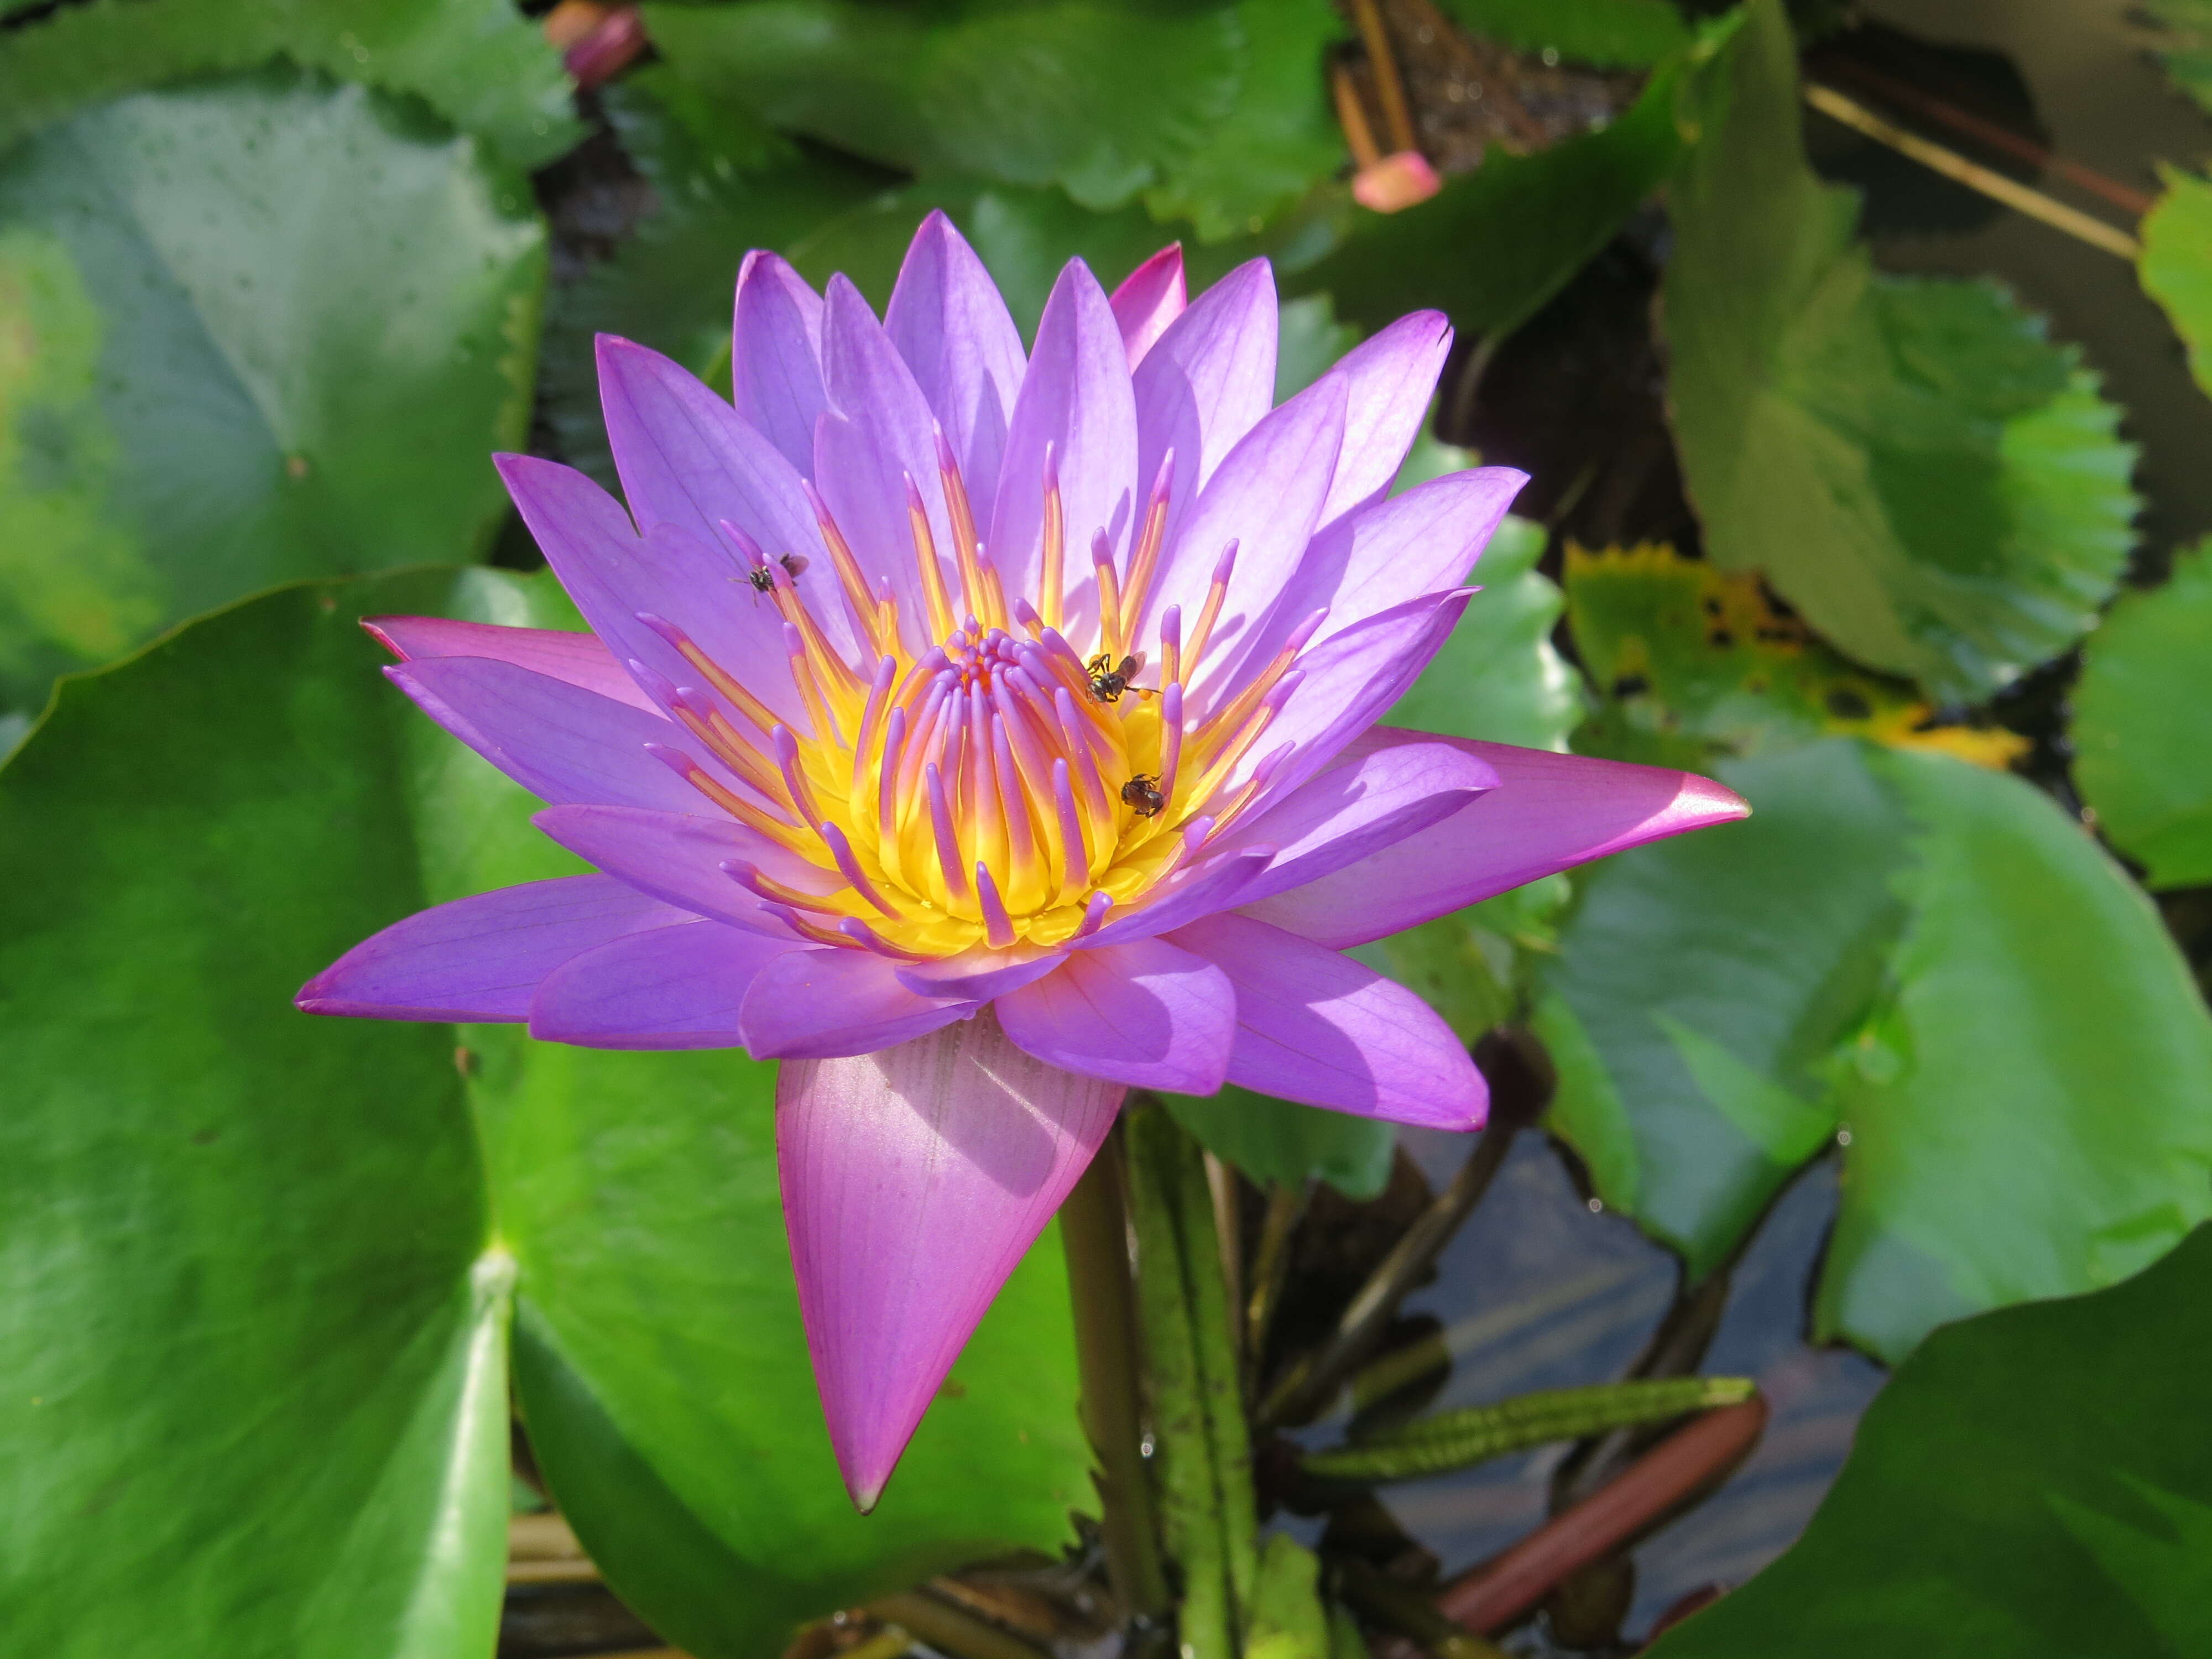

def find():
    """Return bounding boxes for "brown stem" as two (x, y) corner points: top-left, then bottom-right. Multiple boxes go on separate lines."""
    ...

(1435, 1396), (1769, 1636)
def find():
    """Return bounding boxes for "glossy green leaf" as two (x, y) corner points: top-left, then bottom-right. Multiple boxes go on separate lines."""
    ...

(1161, 1086), (1397, 1202)
(0, 0), (581, 167)
(1, 567), (1093, 1657)
(1355, 875), (1569, 1048)
(640, 0), (1240, 210)
(0, 570), (512, 1657)
(2073, 541), (2212, 888)
(1663, 0), (2138, 701)
(1300, 38), (1698, 338)
(1541, 738), (2212, 1359)
(1649, 1224), (2212, 1656)
(1434, 0), (1689, 68)
(1142, 0), (1348, 241)
(2138, 165), (2212, 399)
(0, 69), (545, 714)
(1389, 514), (1578, 753)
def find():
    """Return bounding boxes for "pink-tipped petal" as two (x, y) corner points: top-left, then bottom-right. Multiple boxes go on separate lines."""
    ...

(1224, 589), (1473, 812)
(386, 657), (710, 813)
(816, 275), (959, 639)
(363, 617), (660, 713)
(779, 1012), (1124, 1508)
(987, 259), (1139, 626)
(1213, 737), (1497, 909)
(894, 943), (1068, 1002)
(1171, 912), (1486, 1130)
(532, 804), (835, 933)
(1080, 844), (1276, 948)
(740, 946), (980, 1058)
(295, 876), (691, 1021)
(995, 936), (1234, 1093)
(496, 456), (808, 729)
(1129, 259), (1277, 556)
(1241, 732), (1753, 948)
(529, 918), (797, 1048)
(1109, 244), (1187, 368)
(1143, 371), (1346, 669)
(596, 336), (853, 652)
(1315, 311), (1452, 529)
(1224, 467), (1527, 685)
(885, 211), (1027, 508)
(733, 249), (829, 475)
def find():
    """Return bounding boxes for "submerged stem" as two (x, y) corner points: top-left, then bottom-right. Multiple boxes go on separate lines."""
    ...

(1059, 1126), (1173, 1632)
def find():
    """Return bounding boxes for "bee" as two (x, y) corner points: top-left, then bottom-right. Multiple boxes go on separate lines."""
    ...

(1087, 650), (1148, 702)
(1121, 773), (1166, 818)
(744, 552), (810, 595)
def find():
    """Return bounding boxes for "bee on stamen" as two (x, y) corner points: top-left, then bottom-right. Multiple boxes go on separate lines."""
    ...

(1121, 773), (1166, 818)
(1087, 651), (1150, 702)
(743, 552), (810, 596)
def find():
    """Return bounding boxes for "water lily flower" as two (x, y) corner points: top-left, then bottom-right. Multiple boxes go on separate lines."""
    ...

(299, 215), (1746, 1510)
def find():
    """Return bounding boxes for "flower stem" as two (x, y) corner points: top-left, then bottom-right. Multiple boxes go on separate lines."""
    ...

(1059, 1123), (1173, 1631)
(1125, 1102), (1261, 1659)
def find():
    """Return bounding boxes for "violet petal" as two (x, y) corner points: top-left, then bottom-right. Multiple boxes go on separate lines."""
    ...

(733, 249), (829, 476)
(885, 210), (1027, 509)
(529, 918), (797, 1048)
(363, 616), (660, 713)
(1108, 243), (1186, 367)
(996, 935), (1234, 1092)
(740, 946), (980, 1058)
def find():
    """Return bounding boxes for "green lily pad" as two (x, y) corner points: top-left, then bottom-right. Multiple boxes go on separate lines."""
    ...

(2073, 541), (2212, 889)
(0, 69), (546, 716)
(1161, 1085), (1399, 1202)
(1648, 1224), (2212, 1655)
(2138, 165), (2212, 399)
(0, 570), (511, 1658)
(1540, 738), (2212, 1360)
(640, 0), (1241, 210)
(1141, 0), (1348, 242)
(1662, 0), (2138, 701)
(0, 568), (1093, 1657)
(0, 0), (581, 168)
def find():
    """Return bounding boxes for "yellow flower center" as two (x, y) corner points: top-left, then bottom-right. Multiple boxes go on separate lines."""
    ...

(649, 442), (1310, 958)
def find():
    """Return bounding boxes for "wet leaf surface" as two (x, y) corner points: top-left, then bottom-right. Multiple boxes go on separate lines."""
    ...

(1649, 1223), (2212, 1657)
(2073, 540), (2212, 889)
(0, 70), (545, 714)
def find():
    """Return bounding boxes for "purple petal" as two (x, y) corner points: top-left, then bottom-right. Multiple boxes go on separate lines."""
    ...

(1227, 468), (1526, 684)
(529, 918), (797, 1048)
(885, 210), (1027, 509)
(596, 336), (853, 651)
(496, 455), (808, 730)
(1129, 258), (1277, 564)
(1143, 369), (1345, 676)
(995, 935), (1234, 1092)
(1222, 589), (1473, 813)
(779, 1013), (1123, 1508)
(733, 249), (828, 476)
(815, 275), (959, 647)
(1213, 737), (1497, 910)
(1170, 912), (1485, 1130)
(1314, 311), (1452, 529)
(387, 657), (707, 813)
(1109, 244), (1186, 367)
(1241, 732), (1752, 948)
(364, 616), (660, 714)
(987, 259), (1139, 632)
(296, 876), (690, 1021)
(895, 943), (1067, 1002)
(1081, 843), (1276, 948)
(532, 803), (834, 932)
(740, 946), (979, 1058)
